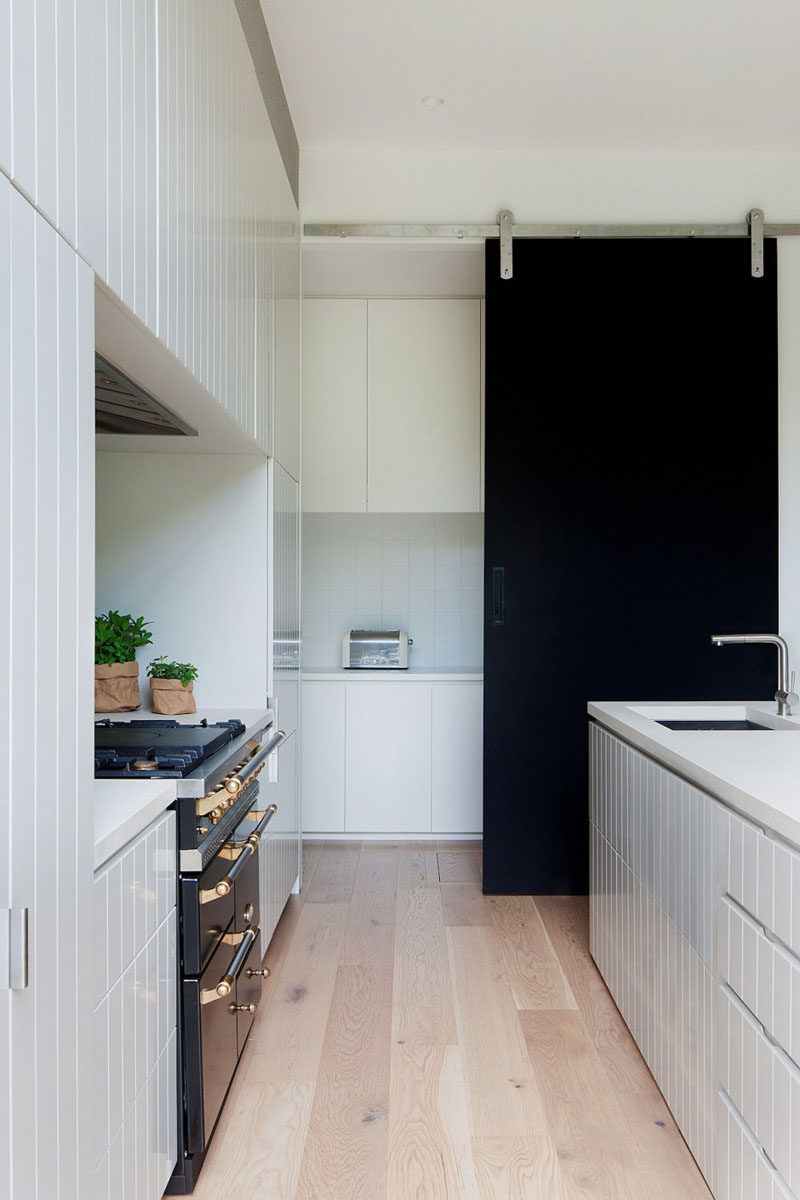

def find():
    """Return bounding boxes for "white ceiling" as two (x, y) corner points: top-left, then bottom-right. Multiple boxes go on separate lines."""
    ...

(261, 0), (800, 152)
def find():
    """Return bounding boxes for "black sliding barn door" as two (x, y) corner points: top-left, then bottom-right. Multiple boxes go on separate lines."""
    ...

(483, 238), (778, 895)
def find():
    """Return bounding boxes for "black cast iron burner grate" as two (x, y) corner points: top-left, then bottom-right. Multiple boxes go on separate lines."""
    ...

(94, 719), (247, 779)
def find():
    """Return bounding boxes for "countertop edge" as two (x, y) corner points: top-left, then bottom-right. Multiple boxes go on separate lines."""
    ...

(588, 700), (800, 849)
(302, 669), (483, 681)
(94, 779), (177, 872)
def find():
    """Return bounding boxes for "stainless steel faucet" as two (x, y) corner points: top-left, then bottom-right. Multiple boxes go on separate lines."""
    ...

(710, 633), (799, 716)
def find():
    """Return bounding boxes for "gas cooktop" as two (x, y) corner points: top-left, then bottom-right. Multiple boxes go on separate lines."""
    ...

(94, 718), (247, 778)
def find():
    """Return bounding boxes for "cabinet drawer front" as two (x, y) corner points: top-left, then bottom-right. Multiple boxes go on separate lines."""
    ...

(716, 1088), (794, 1200)
(716, 983), (800, 1193)
(718, 806), (800, 956)
(717, 895), (800, 1072)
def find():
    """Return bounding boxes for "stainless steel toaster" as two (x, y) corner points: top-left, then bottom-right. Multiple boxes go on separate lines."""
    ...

(342, 630), (412, 669)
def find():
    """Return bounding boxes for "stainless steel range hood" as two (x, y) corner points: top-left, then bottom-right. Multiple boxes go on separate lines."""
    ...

(95, 355), (198, 437)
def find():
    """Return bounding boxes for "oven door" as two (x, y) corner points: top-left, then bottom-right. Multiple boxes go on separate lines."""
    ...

(181, 854), (236, 977)
(184, 922), (260, 1150)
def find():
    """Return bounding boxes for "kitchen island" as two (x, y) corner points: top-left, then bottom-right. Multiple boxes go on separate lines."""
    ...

(589, 699), (800, 1200)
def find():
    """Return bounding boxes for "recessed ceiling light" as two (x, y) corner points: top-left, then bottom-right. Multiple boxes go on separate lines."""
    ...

(421, 95), (444, 108)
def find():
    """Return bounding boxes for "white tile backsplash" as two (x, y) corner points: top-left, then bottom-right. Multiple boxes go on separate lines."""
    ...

(303, 512), (484, 668)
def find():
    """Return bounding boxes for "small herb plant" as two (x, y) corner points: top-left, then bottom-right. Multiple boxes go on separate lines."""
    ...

(95, 611), (153, 665)
(147, 657), (199, 688)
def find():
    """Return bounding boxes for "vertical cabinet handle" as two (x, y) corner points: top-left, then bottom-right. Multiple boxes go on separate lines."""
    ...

(492, 567), (505, 626)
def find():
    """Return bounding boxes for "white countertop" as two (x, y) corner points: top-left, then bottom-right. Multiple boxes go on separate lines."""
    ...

(303, 667), (483, 681)
(94, 779), (176, 870)
(589, 699), (800, 847)
(93, 706), (274, 870)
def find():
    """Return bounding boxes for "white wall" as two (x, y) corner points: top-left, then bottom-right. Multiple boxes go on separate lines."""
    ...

(303, 146), (800, 659)
(303, 513), (483, 669)
(96, 453), (270, 710)
(302, 148), (800, 224)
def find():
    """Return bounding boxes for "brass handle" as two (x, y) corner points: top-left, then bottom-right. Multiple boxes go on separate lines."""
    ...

(228, 1002), (257, 1015)
(198, 840), (256, 904)
(225, 730), (286, 795)
(201, 926), (258, 1004)
(246, 966), (270, 979)
(247, 804), (278, 848)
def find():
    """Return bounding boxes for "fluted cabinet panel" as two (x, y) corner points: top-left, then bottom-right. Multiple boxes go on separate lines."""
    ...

(589, 723), (716, 1189)
(592, 721), (800, 1199)
(92, 811), (177, 1200)
(0, 176), (95, 1200)
(262, 462), (301, 957)
(274, 216), (301, 480)
(5, 0), (295, 451)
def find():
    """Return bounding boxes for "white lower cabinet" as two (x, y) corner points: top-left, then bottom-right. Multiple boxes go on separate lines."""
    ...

(301, 679), (483, 835)
(346, 683), (432, 833)
(432, 683), (483, 833)
(92, 810), (177, 1199)
(301, 682), (346, 832)
(259, 730), (301, 959)
(590, 723), (800, 1200)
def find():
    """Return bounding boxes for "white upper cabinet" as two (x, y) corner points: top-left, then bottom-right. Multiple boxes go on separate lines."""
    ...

(302, 299), (368, 512)
(368, 300), (481, 513)
(302, 298), (482, 513)
(6, 0), (294, 453)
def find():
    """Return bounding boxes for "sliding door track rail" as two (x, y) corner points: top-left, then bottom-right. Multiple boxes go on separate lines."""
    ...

(304, 210), (798, 278)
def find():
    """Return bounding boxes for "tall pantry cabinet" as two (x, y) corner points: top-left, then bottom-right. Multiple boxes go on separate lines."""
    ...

(0, 174), (96, 1200)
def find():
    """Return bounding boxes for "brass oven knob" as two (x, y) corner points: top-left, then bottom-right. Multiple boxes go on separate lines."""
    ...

(242, 903), (254, 924)
(246, 966), (270, 979)
(228, 1002), (257, 1015)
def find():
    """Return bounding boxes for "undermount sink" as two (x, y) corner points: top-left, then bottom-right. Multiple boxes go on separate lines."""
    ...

(656, 718), (776, 731)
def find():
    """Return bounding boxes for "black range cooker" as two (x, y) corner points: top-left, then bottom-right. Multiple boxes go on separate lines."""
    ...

(95, 716), (285, 1193)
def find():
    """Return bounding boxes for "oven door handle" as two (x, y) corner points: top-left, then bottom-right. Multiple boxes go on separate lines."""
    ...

(224, 730), (286, 796)
(198, 839), (257, 903)
(200, 926), (259, 1004)
(246, 803), (277, 848)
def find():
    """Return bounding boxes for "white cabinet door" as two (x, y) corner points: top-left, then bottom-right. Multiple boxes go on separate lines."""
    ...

(367, 299), (481, 513)
(432, 683), (483, 833)
(274, 222), (301, 480)
(302, 299), (367, 512)
(301, 682), (347, 832)
(345, 683), (432, 832)
(93, 811), (177, 1199)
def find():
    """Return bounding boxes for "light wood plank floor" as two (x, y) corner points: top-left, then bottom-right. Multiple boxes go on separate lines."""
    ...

(192, 841), (712, 1200)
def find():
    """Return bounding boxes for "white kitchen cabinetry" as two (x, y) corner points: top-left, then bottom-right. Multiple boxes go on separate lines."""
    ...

(590, 724), (715, 1188)
(302, 299), (368, 512)
(92, 811), (177, 1200)
(368, 300), (481, 513)
(5, 0), (293, 452)
(301, 679), (483, 835)
(1, 176), (95, 1200)
(432, 683), (483, 833)
(260, 731), (300, 959)
(590, 722), (800, 1200)
(301, 683), (347, 832)
(301, 299), (481, 513)
(715, 805), (800, 1199)
(346, 683), (432, 832)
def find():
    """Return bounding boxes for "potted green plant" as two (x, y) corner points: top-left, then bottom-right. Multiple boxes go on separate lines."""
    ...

(94, 610), (153, 712)
(147, 657), (199, 715)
